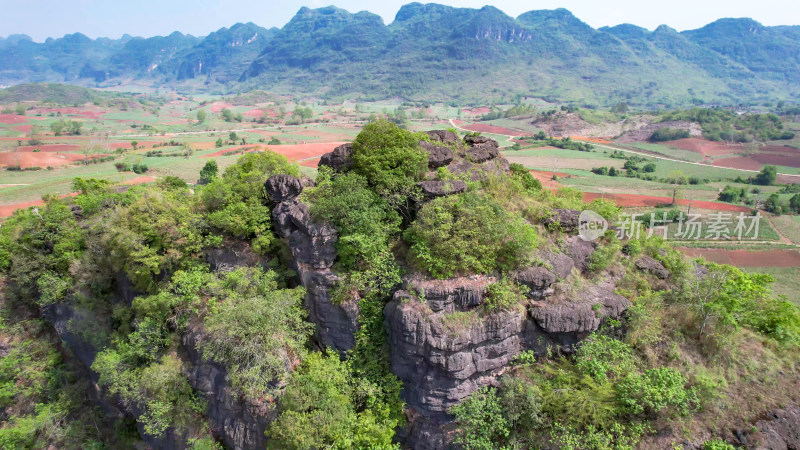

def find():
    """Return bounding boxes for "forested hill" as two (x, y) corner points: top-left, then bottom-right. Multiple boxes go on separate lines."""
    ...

(1, 3), (799, 106)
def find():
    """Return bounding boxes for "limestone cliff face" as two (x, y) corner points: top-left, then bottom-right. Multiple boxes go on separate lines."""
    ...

(384, 233), (633, 449)
(266, 174), (360, 352)
(183, 323), (277, 450)
(43, 270), (283, 450)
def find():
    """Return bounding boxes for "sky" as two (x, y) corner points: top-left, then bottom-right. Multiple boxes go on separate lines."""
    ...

(2, 0), (799, 42)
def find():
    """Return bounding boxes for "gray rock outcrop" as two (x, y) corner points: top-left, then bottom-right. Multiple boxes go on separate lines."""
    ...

(420, 140), (454, 168)
(386, 259), (629, 449)
(745, 405), (800, 449)
(425, 130), (460, 145)
(266, 174), (359, 352)
(635, 255), (669, 279)
(417, 180), (468, 198)
(318, 143), (353, 171)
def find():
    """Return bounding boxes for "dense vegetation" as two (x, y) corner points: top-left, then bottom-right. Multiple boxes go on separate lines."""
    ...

(1, 120), (799, 449)
(660, 108), (795, 142)
(451, 242), (800, 449)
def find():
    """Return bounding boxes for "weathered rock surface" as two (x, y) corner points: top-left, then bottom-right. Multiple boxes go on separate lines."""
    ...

(513, 266), (557, 296)
(745, 405), (800, 449)
(565, 235), (595, 272)
(544, 208), (581, 232)
(420, 140), (454, 168)
(405, 275), (496, 313)
(267, 174), (358, 352)
(183, 322), (277, 450)
(418, 180), (467, 198)
(425, 130), (459, 145)
(386, 272), (630, 449)
(206, 239), (266, 272)
(538, 251), (576, 280)
(265, 174), (303, 203)
(318, 143), (353, 171)
(529, 279), (631, 334)
(635, 255), (669, 279)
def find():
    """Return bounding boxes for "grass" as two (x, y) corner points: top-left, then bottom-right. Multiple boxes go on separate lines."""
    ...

(659, 215), (781, 241)
(743, 266), (800, 305)
(627, 142), (706, 163)
(768, 214), (800, 245)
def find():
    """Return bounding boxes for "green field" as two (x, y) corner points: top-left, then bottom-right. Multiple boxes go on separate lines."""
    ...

(744, 266), (800, 305)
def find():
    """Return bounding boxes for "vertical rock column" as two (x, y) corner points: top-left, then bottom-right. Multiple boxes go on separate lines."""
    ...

(265, 174), (359, 352)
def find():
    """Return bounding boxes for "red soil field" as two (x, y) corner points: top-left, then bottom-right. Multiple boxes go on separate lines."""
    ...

(201, 145), (265, 158)
(0, 114), (29, 124)
(463, 107), (491, 115)
(16, 144), (81, 152)
(209, 102), (234, 113)
(459, 123), (530, 136)
(751, 153), (800, 168)
(243, 109), (265, 118)
(300, 157), (321, 168)
(572, 136), (612, 144)
(677, 248), (800, 268)
(583, 192), (750, 212)
(267, 142), (347, 161)
(0, 151), (106, 168)
(14, 125), (33, 133)
(530, 170), (569, 189)
(665, 138), (744, 157)
(122, 176), (157, 185)
(0, 192), (77, 218)
(712, 157), (762, 171)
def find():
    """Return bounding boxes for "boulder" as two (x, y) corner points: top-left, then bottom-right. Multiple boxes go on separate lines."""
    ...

(465, 147), (495, 163)
(635, 255), (669, 279)
(420, 140), (453, 168)
(464, 135), (498, 148)
(264, 174), (303, 203)
(529, 280), (631, 334)
(565, 235), (595, 272)
(538, 251), (575, 280)
(745, 405), (800, 450)
(417, 180), (467, 198)
(319, 143), (353, 171)
(543, 208), (581, 232)
(425, 130), (460, 145)
(513, 267), (557, 294)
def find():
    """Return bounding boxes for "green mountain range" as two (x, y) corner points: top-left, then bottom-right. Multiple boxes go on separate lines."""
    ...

(1, 3), (799, 106)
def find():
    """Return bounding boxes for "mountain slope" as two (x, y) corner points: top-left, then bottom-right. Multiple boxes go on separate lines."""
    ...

(175, 22), (275, 83)
(0, 3), (798, 105)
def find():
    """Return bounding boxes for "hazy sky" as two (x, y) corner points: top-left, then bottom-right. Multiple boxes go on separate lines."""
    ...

(2, 0), (799, 41)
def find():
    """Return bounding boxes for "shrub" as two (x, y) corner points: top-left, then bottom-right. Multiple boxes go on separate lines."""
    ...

(451, 387), (510, 450)
(752, 165), (777, 186)
(650, 127), (690, 142)
(575, 335), (638, 383)
(201, 268), (312, 398)
(404, 193), (538, 278)
(509, 163), (542, 191)
(350, 120), (428, 203)
(484, 278), (525, 311)
(587, 239), (621, 273)
(306, 169), (402, 297)
(201, 151), (299, 252)
(703, 439), (736, 450)
(266, 352), (398, 449)
(199, 159), (218, 184)
(616, 368), (697, 418)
